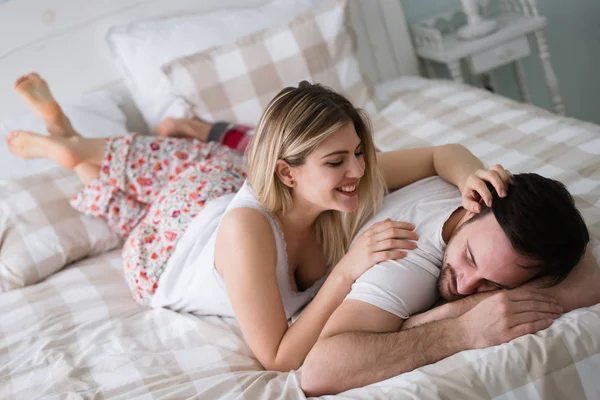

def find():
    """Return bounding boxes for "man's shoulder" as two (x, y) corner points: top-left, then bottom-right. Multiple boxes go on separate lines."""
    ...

(368, 177), (462, 252)
(347, 255), (441, 318)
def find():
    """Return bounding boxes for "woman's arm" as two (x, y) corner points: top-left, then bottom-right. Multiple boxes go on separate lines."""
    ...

(215, 208), (356, 371)
(215, 210), (417, 371)
(377, 144), (483, 192)
(378, 145), (512, 212)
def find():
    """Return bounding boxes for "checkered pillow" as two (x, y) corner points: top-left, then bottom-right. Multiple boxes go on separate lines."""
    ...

(162, 0), (375, 126)
(0, 168), (121, 292)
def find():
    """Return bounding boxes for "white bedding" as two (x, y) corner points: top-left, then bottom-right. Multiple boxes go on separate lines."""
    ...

(2, 78), (600, 399)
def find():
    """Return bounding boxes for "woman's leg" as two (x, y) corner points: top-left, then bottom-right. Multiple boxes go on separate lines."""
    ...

(99, 135), (241, 205)
(15, 73), (103, 183)
(154, 117), (212, 141)
(69, 134), (243, 244)
(6, 131), (107, 171)
(14, 73), (77, 138)
(122, 159), (247, 306)
(71, 182), (150, 239)
(75, 163), (102, 185)
(155, 117), (255, 154)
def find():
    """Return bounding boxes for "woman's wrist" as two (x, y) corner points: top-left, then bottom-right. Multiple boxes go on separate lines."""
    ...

(435, 145), (481, 190)
(456, 171), (472, 193)
(330, 261), (356, 288)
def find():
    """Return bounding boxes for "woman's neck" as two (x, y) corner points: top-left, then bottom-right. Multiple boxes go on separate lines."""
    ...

(275, 197), (323, 237)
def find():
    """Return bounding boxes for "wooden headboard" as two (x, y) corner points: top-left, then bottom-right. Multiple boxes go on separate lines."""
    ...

(0, 0), (419, 120)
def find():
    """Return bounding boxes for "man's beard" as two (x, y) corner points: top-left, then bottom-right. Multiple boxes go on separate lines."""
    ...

(437, 216), (468, 302)
(438, 253), (466, 302)
(438, 211), (472, 301)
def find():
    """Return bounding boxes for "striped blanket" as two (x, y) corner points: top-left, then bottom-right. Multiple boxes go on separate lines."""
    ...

(1, 78), (599, 399)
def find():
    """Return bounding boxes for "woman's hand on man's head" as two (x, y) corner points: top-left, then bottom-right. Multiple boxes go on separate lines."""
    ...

(461, 164), (512, 213)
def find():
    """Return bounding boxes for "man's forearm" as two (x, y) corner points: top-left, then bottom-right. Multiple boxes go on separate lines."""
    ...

(401, 291), (498, 330)
(301, 318), (469, 396)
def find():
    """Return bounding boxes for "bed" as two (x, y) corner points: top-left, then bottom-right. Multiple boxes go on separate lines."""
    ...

(1, 1), (599, 399)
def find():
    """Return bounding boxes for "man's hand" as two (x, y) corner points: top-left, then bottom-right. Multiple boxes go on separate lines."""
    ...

(457, 291), (562, 349)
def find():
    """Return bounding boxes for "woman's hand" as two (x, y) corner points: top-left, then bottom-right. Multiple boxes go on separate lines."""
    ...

(461, 164), (512, 213)
(338, 218), (419, 282)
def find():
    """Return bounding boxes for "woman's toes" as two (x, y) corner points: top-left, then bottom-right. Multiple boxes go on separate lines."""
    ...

(6, 130), (20, 143)
(14, 75), (29, 88)
(5, 130), (33, 157)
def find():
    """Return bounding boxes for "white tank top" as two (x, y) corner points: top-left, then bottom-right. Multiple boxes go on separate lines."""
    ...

(151, 181), (325, 319)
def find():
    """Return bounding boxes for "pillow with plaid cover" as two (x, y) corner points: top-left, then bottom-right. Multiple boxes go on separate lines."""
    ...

(105, 0), (321, 130)
(0, 168), (121, 292)
(162, 0), (375, 126)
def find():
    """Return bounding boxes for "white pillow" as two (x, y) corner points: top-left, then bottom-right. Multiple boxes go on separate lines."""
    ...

(0, 91), (129, 180)
(161, 0), (375, 126)
(105, 0), (321, 130)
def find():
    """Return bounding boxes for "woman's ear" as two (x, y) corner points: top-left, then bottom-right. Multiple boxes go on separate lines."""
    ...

(275, 160), (296, 187)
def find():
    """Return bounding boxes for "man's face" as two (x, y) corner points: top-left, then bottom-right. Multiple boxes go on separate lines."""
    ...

(439, 213), (540, 302)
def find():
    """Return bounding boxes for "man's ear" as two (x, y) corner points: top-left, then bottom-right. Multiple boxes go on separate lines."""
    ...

(464, 210), (476, 220)
(275, 159), (295, 187)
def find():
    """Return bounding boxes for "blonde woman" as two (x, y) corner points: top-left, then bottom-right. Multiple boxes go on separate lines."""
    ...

(6, 75), (509, 372)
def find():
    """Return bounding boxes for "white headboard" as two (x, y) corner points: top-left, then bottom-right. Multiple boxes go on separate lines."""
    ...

(0, 0), (419, 121)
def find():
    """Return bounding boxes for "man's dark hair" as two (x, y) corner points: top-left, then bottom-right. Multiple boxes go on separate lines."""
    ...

(470, 173), (589, 286)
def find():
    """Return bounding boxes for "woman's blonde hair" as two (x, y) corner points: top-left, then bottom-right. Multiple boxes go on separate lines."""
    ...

(247, 81), (386, 266)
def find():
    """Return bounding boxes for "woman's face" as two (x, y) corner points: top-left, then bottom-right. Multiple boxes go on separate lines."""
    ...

(291, 123), (366, 213)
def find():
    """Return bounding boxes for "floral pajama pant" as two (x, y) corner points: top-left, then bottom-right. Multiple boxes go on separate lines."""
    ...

(71, 134), (247, 306)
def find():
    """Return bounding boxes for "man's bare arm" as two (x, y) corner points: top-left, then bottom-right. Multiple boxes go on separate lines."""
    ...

(534, 246), (600, 311)
(400, 291), (498, 330)
(301, 292), (559, 396)
(302, 317), (467, 396)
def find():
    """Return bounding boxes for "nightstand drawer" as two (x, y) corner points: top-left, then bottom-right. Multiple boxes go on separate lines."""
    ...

(469, 37), (530, 74)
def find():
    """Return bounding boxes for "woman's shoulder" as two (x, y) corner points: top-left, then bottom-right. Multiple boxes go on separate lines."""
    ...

(215, 207), (278, 274)
(221, 206), (271, 232)
(225, 181), (277, 228)
(218, 207), (278, 250)
(228, 180), (259, 204)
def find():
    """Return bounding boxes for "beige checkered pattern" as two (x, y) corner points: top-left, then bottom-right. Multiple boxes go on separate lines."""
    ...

(1, 79), (599, 399)
(373, 78), (600, 241)
(0, 168), (121, 292)
(162, 0), (376, 126)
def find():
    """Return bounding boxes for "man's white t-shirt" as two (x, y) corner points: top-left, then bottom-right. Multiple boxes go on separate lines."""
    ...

(346, 177), (463, 319)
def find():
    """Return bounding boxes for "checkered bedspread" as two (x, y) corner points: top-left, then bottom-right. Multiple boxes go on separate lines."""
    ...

(1, 78), (599, 399)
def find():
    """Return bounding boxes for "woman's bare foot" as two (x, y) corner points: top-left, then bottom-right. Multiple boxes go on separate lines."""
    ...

(154, 117), (212, 142)
(5, 130), (81, 169)
(14, 73), (77, 137)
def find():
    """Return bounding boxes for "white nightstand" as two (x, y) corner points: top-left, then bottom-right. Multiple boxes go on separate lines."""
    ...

(411, 0), (564, 115)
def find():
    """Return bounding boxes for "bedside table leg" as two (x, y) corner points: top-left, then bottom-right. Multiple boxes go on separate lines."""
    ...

(533, 30), (565, 115)
(447, 61), (463, 83)
(512, 60), (531, 103)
